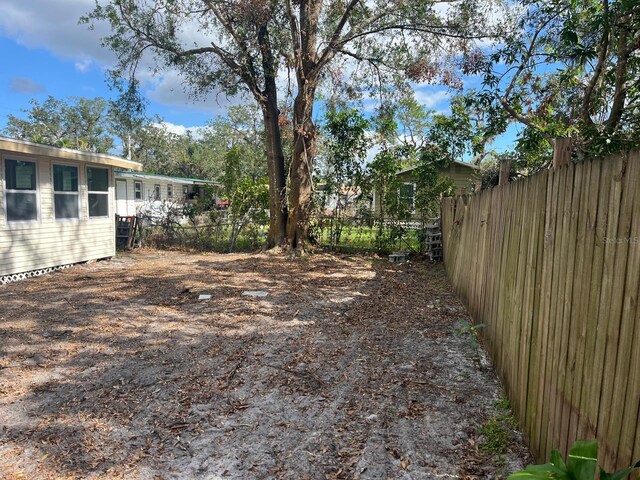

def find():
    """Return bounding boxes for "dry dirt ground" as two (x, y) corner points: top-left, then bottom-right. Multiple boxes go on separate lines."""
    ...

(0, 251), (530, 480)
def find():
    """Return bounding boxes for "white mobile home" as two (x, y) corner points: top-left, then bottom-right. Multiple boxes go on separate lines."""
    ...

(0, 137), (142, 279)
(114, 171), (218, 216)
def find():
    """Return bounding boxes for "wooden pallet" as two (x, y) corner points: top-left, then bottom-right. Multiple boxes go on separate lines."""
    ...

(115, 215), (139, 250)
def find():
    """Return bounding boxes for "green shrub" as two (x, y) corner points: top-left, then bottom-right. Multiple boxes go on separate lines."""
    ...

(509, 440), (640, 480)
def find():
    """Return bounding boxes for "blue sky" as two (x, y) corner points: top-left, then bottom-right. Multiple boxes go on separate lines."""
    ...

(0, 0), (518, 154)
(0, 0), (233, 135)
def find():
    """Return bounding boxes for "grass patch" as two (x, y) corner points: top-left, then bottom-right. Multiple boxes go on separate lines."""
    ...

(493, 395), (511, 411)
(479, 396), (519, 455)
(480, 417), (511, 454)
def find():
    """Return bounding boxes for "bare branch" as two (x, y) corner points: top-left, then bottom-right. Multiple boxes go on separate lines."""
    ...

(499, 7), (568, 134)
(582, 0), (610, 128)
(316, 0), (362, 69)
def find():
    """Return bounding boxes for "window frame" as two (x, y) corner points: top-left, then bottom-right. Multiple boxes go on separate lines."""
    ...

(400, 182), (416, 214)
(167, 183), (173, 200)
(3, 156), (40, 225)
(153, 184), (161, 201)
(86, 165), (110, 219)
(52, 162), (81, 222)
(134, 180), (143, 200)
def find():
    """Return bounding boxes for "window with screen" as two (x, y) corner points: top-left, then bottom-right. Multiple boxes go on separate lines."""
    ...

(400, 183), (416, 212)
(53, 164), (79, 219)
(87, 167), (109, 217)
(154, 184), (161, 200)
(4, 159), (38, 222)
(134, 181), (142, 200)
(167, 183), (173, 199)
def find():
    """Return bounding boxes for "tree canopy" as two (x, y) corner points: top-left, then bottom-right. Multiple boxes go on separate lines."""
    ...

(474, 0), (640, 166)
(83, 0), (502, 247)
(5, 96), (115, 153)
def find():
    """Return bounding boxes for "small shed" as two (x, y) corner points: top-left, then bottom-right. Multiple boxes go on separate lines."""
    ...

(0, 136), (142, 280)
(373, 160), (480, 219)
(114, 171), (218, 216)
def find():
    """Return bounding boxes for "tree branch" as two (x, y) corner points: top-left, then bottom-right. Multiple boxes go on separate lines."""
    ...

(285, 0), (303, 83)
(202, 0), (261, 88)
(316, 0), (362, 70)
(499, 7), (567, 133)
(582, 0), (610, 128)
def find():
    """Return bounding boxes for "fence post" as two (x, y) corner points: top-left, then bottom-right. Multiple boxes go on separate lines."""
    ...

(499, 157), (511, 186)
(553, 137), (573, 168)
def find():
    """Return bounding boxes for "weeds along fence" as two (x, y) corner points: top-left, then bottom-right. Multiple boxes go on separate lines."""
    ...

(441, 151), (640, 471)
(140, 221), (268, 252)
(312, 214), (437, 254)
(139, 213), (438, 254)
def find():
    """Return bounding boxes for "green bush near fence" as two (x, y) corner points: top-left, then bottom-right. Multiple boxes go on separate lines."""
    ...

(509, 440), (640, 480)
(138, 215), (434, 255)
(139, 223), (268, 253)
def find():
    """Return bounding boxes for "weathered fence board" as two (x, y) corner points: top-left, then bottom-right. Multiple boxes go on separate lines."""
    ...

(441, 151), (640, 468)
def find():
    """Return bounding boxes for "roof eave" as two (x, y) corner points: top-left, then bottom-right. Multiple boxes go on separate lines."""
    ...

(0, 136), (143, 171)
(115, 171), (217, 185)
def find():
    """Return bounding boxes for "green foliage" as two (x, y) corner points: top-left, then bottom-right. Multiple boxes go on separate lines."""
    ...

(480, 417), (512, 455)
(479, 394), (518, 456)
(509, 440), (640, 480)
(324, 107), (370, 179)
(311, 218), (424, 255)
(317, 106), (371, 227)
(84, 0), (504, 242)
(475, 0), (640, 167)
(478, 157), (501, 189)
(366, 147), (411, 221)
(131, 103), (266, 183)
(457, 320), (486, 338)
(494, 396), (511, 412)
(5, 96), (115, 153)
(107, 79), (148, 158)
(456, 319), (487, 354)
(222, 141), (269, 251)
(322, 108), (369, 187)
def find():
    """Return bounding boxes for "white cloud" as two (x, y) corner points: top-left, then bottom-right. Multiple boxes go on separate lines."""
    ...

(153, 121), (207, 139)
(413, 89), (450, 109)
(0, 1), (245, 115)
(9, 76), (45, 93)
(0, 0), (115, 64)
(74, 58), (93, 73)
(143, 69), (246, 116)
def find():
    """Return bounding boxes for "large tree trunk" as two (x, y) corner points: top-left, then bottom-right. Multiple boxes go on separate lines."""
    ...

(286, 0), (323, 249)
(258, 25), (288, 247)
(262, 100), (287, 247)
(287, 82), (317, 248)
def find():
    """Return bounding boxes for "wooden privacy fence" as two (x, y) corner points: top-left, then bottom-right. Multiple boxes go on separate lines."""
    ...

(441, 151), (640, 471)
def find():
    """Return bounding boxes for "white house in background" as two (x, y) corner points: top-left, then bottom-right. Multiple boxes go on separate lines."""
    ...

(0, 136), (143, 279)
(114, 171), (218, 216)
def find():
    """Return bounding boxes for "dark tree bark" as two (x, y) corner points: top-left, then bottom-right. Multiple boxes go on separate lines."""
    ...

(262, 101), (288, 246)
(258, 25), (288, 246)
(286, 0), (323, 248)
(288, 80), (318, 247)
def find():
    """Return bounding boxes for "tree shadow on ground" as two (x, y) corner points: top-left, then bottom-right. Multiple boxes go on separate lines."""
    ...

(0, 251), (529, 479)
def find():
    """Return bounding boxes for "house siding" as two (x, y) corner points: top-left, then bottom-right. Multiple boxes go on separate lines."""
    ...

(397, 165), (478, 195)
(0, 152), (116, 277)
(440, 164), (479, 194)
(115, 174), (200, 217)
(373, 163), (479, 219)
